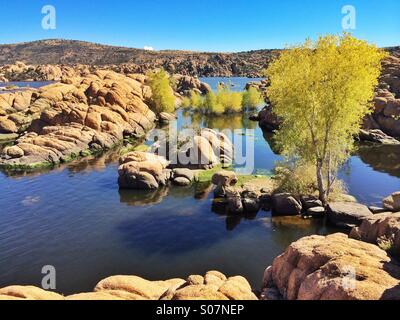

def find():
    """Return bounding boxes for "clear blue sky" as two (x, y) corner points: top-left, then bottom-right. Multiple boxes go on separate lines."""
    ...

(0, 0), (398, 52)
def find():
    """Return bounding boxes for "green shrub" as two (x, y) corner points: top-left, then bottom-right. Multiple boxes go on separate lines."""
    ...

(146, 69), (175, 113)
(205, 91), (224, 115)
(273, 161), (348, 199)
(182, 84), (263, 115)
(215, 86), (243, 113)
(242, 87), (263, 110)
(273, 162), (318, 196)
(181, 96), (192, 109)
(190, 90), (204, 110)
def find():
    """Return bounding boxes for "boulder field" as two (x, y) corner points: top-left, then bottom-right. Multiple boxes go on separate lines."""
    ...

(0, 69), (209, 169)
(0, 270), (257, 300)
(0, 70), (156, 168)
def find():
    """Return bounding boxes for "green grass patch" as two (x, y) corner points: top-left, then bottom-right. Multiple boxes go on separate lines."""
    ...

(195, 165), (271, 186)
(195, 165), (228, 183)
(119, 144), (150, 155)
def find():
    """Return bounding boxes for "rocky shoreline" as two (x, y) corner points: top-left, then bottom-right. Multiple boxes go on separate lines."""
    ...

(0, 270), (257, 300)
(2, 216), (399, 300)
(0, 68), (211, 169)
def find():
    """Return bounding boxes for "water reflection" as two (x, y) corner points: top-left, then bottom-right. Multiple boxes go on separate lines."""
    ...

(356, 144), (400, 178)
(260, 215), (340, 250)
(211, 198), (260, 231)
(180, 111), (258, 131)
(119, 188), (170, 206)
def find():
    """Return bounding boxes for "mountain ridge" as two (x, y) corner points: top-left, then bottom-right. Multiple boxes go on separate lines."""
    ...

(0, 39), (398, 77)
(0, 39), (279, 77)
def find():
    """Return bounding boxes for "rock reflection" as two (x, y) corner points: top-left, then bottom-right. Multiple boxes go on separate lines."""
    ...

(211, 198), (260, 231)
(0, 146), (123, 178)
(356, 144), (400, 178)
(261, 215), (337, 250)
(119, 187), (170, 206)
(194, 181), (213, 200)
(262, 130), (282, 155)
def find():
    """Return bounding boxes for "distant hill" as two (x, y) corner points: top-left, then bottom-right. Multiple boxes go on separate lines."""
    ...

(0, 39), (398, 77)
(0, 39), (279, 77)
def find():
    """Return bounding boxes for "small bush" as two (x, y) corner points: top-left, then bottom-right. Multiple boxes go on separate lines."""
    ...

(242, 87), (263, 110)
(146, 69), (175, 113)
(205, 91), (224, 115)
(273, 161), (348, 200)
(181, 96), (192, 109)
(273, 162), (318, 196)
(190, 90), (204, 110)
(181, 85), (262, 115)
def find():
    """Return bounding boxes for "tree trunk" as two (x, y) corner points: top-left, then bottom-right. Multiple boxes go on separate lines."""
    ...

(326, 153), (332, 198)
(316, 160), (326, 205)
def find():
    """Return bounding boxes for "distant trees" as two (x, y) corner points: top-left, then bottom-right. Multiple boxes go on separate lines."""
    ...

(146, 69), (176, 113)
(182, 84), (263, 115)
(265, 34), (387, 203)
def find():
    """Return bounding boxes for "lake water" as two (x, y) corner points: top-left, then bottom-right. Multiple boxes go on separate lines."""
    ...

(0, 81), (54, 93)
(0, 81), (54, 88)
(0, 77), (399, 295)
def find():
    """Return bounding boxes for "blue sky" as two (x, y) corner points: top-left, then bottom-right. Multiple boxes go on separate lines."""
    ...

(0, 0), (399, 52)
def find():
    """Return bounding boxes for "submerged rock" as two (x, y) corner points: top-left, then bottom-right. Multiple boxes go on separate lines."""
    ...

(262, 233), (400, 300)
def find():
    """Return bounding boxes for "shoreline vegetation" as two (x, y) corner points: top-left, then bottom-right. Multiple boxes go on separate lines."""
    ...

(181, 85), (263, 115)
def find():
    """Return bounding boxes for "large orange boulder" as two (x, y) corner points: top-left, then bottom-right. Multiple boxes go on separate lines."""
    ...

(262, 233), (400, 300)
(350, 212), (400, 257)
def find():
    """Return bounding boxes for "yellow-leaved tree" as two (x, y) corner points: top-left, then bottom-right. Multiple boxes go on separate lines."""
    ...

(266, 34), (387, 203)
(146, 68), (176, 113)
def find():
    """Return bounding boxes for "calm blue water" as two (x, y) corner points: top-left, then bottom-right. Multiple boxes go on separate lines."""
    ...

(0, 81), (54, 88)
(0, 77), (398, 295)
(199, 77), (264, 92)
